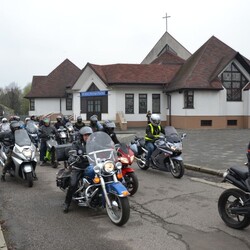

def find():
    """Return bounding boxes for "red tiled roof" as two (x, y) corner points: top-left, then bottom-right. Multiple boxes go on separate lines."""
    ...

(89, 63), (182, 85)
(150, 50), (186, 65)
(25, 59), (81, 98)
(165, 36), (238, 92)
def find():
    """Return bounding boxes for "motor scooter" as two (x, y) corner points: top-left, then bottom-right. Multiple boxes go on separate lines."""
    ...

(116, 143), (139, 196)
(0, 129), (37, 187)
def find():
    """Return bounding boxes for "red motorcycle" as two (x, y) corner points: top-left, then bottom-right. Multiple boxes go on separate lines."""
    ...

(116, 143), (139, 196)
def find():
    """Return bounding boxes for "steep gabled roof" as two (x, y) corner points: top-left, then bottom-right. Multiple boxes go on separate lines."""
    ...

(150, 50), (186, 65)
(25, 59), (81, 98)
(88, 63), (182, 85)
(165, 36), (238, 92)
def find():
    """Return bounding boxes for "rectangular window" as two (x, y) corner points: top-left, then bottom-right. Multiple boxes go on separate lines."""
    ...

(139, 94), (147, 113)
(152, 94), (160, 113)
(227, 120), (237, 126)
(30, 99), (35, 111)
(125, 94), (134, 114)
(184, 90), (194, 108)
(66, 94), (73, 110)
(201, 120), (212, 126)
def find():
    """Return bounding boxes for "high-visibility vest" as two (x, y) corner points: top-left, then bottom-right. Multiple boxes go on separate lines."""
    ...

(145, 123), (161, 141)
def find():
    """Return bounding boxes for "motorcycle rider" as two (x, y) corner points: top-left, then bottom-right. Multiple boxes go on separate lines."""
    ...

(0, 118), (10, 132)
(0, 121), (21, 181)
(63, 126), (93, 213)
(54, 115), (64, 129)
(102, 120), (120, 144)
(73, 116), (85, 131)
(144, 114), (165, 167)
(39, 118), (57, 166)
(89, 115), (103, 132)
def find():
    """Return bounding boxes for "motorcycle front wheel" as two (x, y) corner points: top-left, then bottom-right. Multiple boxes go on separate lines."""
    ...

(26, 172), (33, 187)
(124, 172), (139, 196)
(106, 194), (130, 226)
(218, 188), (250, 229)
(169, 159), (184, 178)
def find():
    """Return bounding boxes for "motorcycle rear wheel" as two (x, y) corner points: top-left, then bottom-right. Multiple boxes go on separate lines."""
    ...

(218, 188), (250, 229)
(106, 194), (130, 226)
(124, 172), (139, 196)
(169, 159), (184, 178)
(26, 172), (33, 187)
(136, 153), (149, 170)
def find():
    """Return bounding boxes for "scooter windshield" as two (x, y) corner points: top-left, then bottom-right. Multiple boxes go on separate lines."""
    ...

(164, 126), (181, 143)
(15, 129), (32, 146)
(86, 131), (117, 164)
(26, 122), (38, 134)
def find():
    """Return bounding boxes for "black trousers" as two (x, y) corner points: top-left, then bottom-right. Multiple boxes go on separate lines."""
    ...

(65, 169), (84, 205)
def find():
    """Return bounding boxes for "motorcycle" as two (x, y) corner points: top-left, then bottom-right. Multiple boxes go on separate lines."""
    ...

(116, 143), (139, 196)
(26, 121), (39, 149)
(130, 126), (186, 179)
(56, 131), (130, 226)
(65, 122), (78, 143)
(45, 134), (58, 168)
(0, 129), (37, 187)
(218, 142), (250, 229)
(57, 126), (68, 144)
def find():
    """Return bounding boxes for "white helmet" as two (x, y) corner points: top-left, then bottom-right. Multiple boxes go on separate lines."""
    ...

(2, 118), (8, 123)
(150, 114), (161, 126)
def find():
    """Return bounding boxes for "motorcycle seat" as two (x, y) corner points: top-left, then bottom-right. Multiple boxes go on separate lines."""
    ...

(231, 166), (249, 180)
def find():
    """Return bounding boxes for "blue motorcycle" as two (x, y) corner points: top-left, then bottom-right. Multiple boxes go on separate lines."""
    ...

(56, 131), (130, 226)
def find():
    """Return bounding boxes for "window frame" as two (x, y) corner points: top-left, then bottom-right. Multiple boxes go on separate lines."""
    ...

(139, 94), (147, 114)
(125, 94), (134, 114)
(184, 90), (194, 109)
(152, 94), (160, 113)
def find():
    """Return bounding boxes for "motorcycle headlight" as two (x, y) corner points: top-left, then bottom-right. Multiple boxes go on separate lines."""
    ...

(22, 148), (32, 158)
(103, 161), (115, 173)
(115, 162), (122, 170)
(170, 145), (177, 151)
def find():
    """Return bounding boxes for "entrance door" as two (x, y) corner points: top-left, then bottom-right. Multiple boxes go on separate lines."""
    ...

(86, 99), (102, 120)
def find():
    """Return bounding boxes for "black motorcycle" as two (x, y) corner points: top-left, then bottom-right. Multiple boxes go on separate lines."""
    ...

(130, 126), (186, 179)
(218, 142), (250, 229)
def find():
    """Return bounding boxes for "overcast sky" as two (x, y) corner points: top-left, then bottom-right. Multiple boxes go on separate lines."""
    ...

(1, 0), (249, 89)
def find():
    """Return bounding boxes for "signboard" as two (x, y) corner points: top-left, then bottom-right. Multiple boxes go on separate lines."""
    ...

(80, 91), (108, 97)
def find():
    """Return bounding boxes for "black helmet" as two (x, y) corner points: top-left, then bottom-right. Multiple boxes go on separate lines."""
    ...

(77, 116), (82, 123)
(10, 121), (21, 132)
(31, 115), (36, 121)
(64, 116), (69, 123)
(79, 126), (93, 136)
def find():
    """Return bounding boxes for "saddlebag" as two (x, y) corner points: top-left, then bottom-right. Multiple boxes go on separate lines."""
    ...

(56, 168), (71, 189)
(55, 143), (72, 162)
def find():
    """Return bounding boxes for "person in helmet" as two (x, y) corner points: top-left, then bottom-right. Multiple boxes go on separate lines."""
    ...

(63, 126), (93, 213)
(0, 118), (10, 132)
(102, 120), (120, 144)
(54, 115), (64, 129)
(89, 115), (103, 132)
(38, 118), (57, 166)
(0, 121), (21, 181)
(144, 114), (165, 167)
(73, 116), (85, 131)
